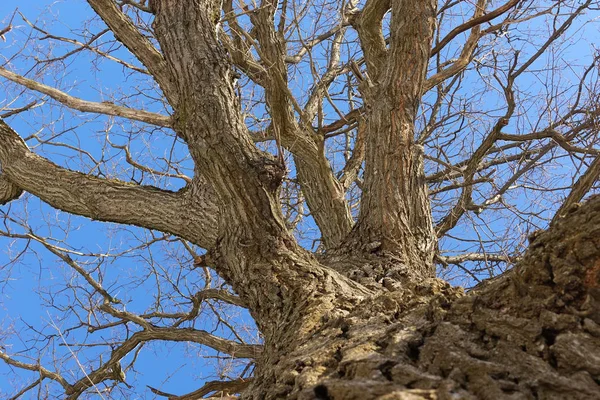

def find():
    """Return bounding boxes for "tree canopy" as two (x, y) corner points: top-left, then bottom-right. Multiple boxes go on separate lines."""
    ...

(0, 0), (599, 399)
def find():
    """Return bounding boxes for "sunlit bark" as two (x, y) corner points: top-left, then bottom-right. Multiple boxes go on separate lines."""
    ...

(0, 0), (598, 398)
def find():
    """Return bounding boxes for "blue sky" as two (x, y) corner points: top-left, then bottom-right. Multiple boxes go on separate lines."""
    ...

(1, 0), (599, 398)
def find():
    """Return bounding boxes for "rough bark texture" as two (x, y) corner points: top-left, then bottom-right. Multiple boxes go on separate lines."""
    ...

(345, 0), (437, 278)
(246, 196), (600, 400)
(149, 0), (371, 352)
(248, 2), (354, 249)
(0, 120), (219, 248)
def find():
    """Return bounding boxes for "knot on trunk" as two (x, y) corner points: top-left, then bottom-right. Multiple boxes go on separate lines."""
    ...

(252, 156), (286, 192)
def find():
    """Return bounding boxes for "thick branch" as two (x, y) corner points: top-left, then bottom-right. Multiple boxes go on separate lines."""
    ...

(0, 174), (22, 205)
(347, 0), (437, 274)
(553, 154), (600, 223)
(354, 0), (390, 80)
(198, 288), (246, 308)
(136, 328), (260, 358)
(248, 3), (354, 248)
(0, 120), (217, 248)
(86, 0), (172, 97)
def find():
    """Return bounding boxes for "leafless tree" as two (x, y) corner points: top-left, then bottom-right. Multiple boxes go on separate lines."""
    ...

(1, 0), (599, 398)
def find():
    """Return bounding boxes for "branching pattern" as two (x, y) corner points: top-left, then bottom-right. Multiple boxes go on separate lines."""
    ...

(0, 0), (599, 398)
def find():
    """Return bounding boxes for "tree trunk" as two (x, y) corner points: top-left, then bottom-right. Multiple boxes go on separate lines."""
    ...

(246, 195), (600, 399)
(145, 2), (600, 399)
(341, 0), (438, 278)
(0, 1), (590, 397)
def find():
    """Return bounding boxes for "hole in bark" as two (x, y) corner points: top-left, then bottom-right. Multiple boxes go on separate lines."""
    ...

(541, 328), (558, 346)
(490, 371), (509, 381)
(407, 340), (422, 362)
(294, 360), (306, 372)
(379, 360), (396, 381)
(375, 337), (387, 349)
(339, 321), (350, 338)
(314, 384), (330, 400)
(500, 386), (519, 395)
(337, 363), (347, 378)
(407, 346), (420, 361)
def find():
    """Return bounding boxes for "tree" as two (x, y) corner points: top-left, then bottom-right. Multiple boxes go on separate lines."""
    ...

(0, 0), (599, 398)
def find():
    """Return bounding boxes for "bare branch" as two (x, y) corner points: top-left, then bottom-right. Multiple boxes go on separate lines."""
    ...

(247, 1), (354, 248)
(425, 0), (486, 91)
(435, 67), (516, 237)
(0, 67), (172, 127)
(0, 100), (41, 118)
(0, 120), (218, 248)
(437, 252), (518, 265)
(430, 0), (520, 57)
(7, 377), (45, 400)
(0, 351), (72, 391)
(150, 378), (252, 400)
(86, 0), (172, 95)
(65, 328), (259, 398)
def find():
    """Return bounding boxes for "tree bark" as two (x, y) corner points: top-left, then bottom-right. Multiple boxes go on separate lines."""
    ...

(106, 2), (600, 398)
(1, 0), (598, 398)
(245, 195), (600, 399)
(0, 120), (219, 248)
(149, 0), (371, 351)
(342, 0), (437, 278)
